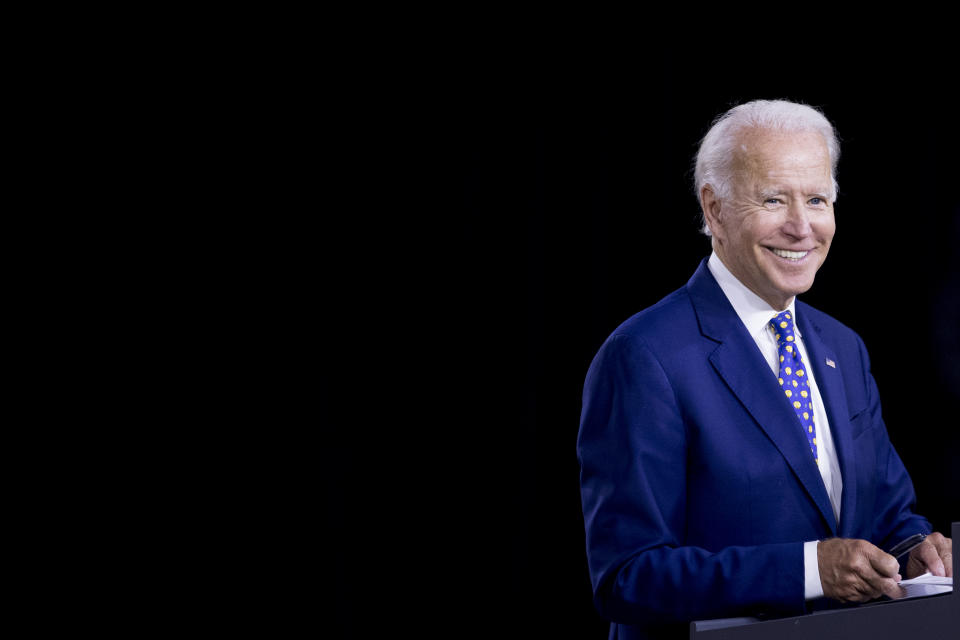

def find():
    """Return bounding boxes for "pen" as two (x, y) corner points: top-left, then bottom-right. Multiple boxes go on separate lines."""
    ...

(887, 533), (926, 560)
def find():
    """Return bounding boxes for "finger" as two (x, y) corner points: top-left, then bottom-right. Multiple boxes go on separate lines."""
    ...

(928, 533), (953, 577)
(912, 540), (946, 577)
(927, 531), (950, 551)
(861, 564), (901, 600)
(879, 576), (905, 600)
(849, 578), (877, 602)
(867, 547), (900, 578)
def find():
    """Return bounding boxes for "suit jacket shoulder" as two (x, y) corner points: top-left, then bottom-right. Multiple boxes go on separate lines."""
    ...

(598, 271), (715, 374)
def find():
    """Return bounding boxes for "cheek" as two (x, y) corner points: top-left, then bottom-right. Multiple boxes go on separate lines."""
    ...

(742, 211), (783, 238)
(817, 211), (837, 238)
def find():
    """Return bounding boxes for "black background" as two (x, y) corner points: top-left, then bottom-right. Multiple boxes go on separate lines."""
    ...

(331, 48), (960, 638)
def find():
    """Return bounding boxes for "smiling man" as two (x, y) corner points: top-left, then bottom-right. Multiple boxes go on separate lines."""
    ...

(700, 126), (835, 312)
(577, 100), (951, 640)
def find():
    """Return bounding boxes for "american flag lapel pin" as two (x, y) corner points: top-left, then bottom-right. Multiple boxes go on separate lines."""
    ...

(825, 358), (836, 368)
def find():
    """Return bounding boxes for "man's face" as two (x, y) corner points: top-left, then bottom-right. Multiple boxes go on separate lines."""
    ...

(707, 128), (836, 311)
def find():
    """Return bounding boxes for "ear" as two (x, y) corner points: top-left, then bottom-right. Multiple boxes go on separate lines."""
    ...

(700, 185), (724, 240)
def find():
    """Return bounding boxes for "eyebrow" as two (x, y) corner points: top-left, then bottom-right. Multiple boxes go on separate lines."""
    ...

(758, 187), (830, 199)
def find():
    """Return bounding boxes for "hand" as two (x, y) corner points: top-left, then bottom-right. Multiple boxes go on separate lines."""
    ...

(818, 538), (904, 602)
(905, 532), (953, 578)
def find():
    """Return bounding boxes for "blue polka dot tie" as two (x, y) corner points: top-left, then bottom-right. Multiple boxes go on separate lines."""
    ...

(769, 311), (818, 465)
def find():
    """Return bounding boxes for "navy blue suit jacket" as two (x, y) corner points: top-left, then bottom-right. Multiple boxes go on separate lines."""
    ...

(577, 259), (931, 639)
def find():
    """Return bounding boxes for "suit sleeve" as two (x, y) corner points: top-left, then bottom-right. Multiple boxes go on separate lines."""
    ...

(578, 334), (806, 625)
(853, 335), (933, 554)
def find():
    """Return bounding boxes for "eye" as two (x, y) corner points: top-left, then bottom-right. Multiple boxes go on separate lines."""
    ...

(809, 197), (823, 205)
(764, 198), (782, 206)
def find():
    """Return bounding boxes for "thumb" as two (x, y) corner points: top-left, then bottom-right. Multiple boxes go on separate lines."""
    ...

(869, 548), (900, 578)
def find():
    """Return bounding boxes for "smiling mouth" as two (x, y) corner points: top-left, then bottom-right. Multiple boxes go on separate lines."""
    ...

(766, 247), (811, 261)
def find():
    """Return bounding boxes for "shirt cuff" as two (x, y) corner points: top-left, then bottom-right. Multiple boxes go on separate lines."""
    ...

(804, 540), (824, 600)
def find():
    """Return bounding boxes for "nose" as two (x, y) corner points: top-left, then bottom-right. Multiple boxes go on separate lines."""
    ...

(782, 201), (812, 238)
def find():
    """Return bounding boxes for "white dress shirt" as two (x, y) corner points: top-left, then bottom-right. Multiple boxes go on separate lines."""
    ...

(707, 252), (842, 600)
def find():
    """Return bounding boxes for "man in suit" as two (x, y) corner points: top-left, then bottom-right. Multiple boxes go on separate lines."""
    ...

(577, 100), (952, 639)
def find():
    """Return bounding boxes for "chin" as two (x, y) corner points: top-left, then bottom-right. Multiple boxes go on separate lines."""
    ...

(778, 278), (815, 299)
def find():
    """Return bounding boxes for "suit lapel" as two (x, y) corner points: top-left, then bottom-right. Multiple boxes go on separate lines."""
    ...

(687, 261), (838, 535)
(796, 306), (858, 537)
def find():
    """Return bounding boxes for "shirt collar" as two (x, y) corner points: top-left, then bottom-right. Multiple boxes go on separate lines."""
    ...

(707, 251), (800, 340)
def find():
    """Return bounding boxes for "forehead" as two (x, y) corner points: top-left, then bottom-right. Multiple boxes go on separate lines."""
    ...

(732, 128), (831, 186)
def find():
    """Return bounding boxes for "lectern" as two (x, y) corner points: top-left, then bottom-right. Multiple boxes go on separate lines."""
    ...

(690, 521), (959, 639)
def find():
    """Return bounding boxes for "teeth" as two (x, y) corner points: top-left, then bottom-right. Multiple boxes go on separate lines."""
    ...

(771, 248), (809, 260)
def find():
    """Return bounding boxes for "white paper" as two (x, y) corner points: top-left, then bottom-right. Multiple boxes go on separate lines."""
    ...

(897, 572), (952, 598)
(899, 572), (952, 586)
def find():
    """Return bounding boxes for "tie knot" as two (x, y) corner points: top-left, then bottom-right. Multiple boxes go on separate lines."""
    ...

(769, 311), (795, 345)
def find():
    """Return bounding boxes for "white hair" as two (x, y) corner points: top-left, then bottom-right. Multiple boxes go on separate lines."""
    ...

(694, 99), (840, 236)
